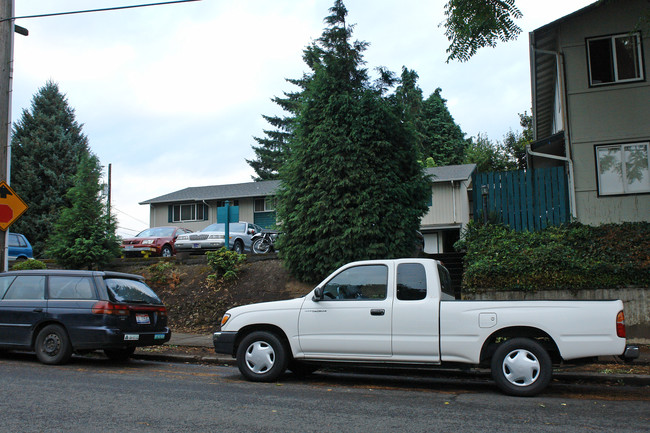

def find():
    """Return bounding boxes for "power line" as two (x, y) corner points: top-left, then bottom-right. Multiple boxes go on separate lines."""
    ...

(113, 206), (149, 227)
(2, 0), (202, 22)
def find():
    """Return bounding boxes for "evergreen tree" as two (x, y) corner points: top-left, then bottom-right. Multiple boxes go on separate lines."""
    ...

(419, 88), (469, 166)
(277, 1), (430, 282)
(246, 85), (303, 181)
(47, 153), (120, 269)
(10, 81), (90, 257)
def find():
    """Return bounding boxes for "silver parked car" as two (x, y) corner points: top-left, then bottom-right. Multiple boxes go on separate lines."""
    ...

(175, 222), (262, 254)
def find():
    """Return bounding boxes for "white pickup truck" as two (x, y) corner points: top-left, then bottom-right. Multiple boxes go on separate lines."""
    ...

(213, 258), (639, 396)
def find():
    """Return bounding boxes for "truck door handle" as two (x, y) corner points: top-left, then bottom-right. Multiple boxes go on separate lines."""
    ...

(370, 309), (385, 316)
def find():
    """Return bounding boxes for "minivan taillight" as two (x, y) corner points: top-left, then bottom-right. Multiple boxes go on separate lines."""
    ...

(92, 301), (130, 316)
(616, 311), (626, 338)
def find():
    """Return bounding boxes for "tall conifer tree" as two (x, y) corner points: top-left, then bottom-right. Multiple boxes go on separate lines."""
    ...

(277, 1), (430, 282)
(11, 81), (90, 256)
(47, 153), (120, 269)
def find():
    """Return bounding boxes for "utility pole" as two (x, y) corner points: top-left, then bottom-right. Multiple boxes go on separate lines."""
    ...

(0, 0), (14, 272)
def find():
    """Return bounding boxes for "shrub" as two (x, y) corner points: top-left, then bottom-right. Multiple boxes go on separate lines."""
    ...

(11, 259), (47, 270)
(147, 261), (180, 288)
(457, 221), (650, 292)
(206, 248), (247, 281)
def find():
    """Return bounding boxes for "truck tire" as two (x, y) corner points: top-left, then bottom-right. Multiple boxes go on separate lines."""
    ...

(491, 338), (552, 397)
(236, 331), (288, 382)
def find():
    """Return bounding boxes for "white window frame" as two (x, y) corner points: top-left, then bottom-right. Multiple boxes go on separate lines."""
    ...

(587, 32), (644, 86)
(596, 142), (650, 196)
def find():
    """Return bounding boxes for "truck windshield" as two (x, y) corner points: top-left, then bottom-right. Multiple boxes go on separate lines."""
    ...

(438, 264), (455, 300)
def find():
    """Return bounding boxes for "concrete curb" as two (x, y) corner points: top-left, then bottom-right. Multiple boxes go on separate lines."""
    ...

(132, 352), (650, 386)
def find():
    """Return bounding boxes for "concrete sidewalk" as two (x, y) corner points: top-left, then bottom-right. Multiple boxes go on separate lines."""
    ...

(169, 332), (213, 347)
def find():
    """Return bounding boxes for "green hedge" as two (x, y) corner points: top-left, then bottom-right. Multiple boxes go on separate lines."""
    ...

(456, 221), (650, 292)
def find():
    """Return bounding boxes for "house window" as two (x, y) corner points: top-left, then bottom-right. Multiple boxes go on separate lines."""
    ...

(254, 197), (275, 212)
(587, 32), (644, 86)
(596, 142), (650, 195)
(170, 203), (208, 222)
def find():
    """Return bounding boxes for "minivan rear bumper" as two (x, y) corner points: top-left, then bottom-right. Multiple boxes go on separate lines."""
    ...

(73, 327), (172, 350)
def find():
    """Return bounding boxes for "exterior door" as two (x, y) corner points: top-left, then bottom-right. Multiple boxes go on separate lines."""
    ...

(298, 264), (392, 357)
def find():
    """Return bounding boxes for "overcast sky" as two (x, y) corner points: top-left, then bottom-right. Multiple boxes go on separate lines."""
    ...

(11, 0), (594, 237)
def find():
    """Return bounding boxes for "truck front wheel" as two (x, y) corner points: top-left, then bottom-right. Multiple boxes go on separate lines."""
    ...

(491, 338), (552, 397)
(236, 331), (288, 382)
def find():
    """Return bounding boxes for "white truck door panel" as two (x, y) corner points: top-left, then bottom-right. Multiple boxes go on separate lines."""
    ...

(391, 261), (441, 361)
(298, 264), (392, 357)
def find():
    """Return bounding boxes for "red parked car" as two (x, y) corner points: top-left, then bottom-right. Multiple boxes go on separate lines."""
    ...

(121, 226), (192, 258)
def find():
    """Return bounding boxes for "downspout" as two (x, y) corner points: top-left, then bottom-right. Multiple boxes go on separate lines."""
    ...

(529, 37), (577, 220)
(526, 146), (577, 219)
(451, 180), (457, 223)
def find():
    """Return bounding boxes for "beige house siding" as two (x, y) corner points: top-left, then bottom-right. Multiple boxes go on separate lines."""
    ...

(420, 181), (471, 227)
(148, 198), (260, 232)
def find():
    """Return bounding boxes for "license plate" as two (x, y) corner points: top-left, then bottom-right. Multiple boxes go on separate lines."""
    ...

(124, 334), (139, 341)
(193, 243), (200, 248)
(125, 245), (133, 249)
(154, 334), (166, 340)
(136, 313), (150, 324)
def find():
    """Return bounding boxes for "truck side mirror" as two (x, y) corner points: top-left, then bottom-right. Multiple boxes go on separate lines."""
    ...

(312, 287), (323, 302)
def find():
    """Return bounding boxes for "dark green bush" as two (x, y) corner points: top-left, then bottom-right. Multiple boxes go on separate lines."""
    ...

(457, 221), (650, 291)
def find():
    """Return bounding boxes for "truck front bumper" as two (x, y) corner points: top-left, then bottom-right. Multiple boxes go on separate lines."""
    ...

(213, 331), (237, 356)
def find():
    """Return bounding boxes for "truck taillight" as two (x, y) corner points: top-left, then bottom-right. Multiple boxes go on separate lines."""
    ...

(616, 311), (626, 338)
(92, 301), (130, 316)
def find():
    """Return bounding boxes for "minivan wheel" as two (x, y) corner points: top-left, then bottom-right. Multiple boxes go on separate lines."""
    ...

(104, 347), (136, 361)
(35, 325), (73, 365)
(236, 331), (288, 382)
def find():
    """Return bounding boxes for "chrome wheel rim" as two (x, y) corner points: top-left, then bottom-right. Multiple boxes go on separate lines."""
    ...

(502, 348), (540, 386)
(244, 341), (275, 374)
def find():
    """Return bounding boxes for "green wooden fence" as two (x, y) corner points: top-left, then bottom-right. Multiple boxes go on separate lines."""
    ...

(472, 167), (569, 231)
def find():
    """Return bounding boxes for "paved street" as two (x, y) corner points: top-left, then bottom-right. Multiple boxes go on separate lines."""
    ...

(1, 353), (648, 433)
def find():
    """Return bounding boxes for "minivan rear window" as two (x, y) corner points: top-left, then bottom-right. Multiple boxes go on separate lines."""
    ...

(105, 278), (163, 305)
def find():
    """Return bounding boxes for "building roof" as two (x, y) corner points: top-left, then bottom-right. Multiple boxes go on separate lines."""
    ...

(139, 180), (281, 205)
(141, 164), (476, 205)
(425, 164), (476, 182)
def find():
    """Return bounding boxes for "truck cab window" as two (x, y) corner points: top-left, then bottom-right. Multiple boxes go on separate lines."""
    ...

(438, 264), (455, 300)
(397, 263), (427, 300)
(321, 265), (388, 300)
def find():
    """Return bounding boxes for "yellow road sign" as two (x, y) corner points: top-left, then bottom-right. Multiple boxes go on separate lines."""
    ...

(0, 181), (28, 231)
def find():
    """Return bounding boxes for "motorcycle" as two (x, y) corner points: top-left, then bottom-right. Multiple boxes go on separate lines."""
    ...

(251, 230), (280, 254)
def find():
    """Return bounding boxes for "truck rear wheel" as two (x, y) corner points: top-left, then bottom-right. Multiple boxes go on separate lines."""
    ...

(236, 331), (288, 382)
(491, 338), (552, 397)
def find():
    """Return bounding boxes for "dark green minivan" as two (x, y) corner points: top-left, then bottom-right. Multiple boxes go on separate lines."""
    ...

(0, 270), (171, 364)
